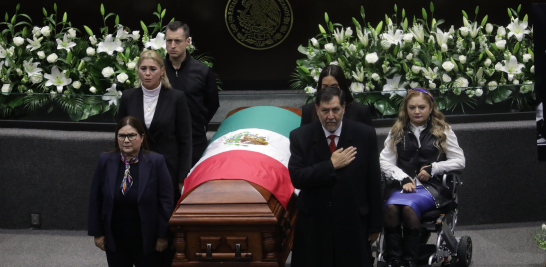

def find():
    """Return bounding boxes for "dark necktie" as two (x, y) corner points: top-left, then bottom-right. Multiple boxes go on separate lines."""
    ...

(328, 135), (337, 154)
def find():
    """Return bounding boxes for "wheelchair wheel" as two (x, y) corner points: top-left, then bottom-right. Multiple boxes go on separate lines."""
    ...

(456, 236), (472, 267)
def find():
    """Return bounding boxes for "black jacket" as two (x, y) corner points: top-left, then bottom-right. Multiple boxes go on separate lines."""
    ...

(385, 121), (453, 209)
(164, 52), (219, 138)
(117, 86), (192, 193)
(288, 120), (382, 267)
(300, 101), (373, 127)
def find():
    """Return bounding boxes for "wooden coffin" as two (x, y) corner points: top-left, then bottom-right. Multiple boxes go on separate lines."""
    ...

(169, 179), (297, 267)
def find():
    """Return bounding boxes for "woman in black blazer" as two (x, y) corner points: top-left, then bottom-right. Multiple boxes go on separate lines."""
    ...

(300, 65), (373, 127)
(89, 116), (173, 266)
(117, 50), (192, 203)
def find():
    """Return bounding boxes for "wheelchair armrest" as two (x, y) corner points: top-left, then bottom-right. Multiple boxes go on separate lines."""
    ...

(442, 171), (464, 188)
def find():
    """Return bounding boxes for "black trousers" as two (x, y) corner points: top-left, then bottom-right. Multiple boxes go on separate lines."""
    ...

(106, 249), (157, 267)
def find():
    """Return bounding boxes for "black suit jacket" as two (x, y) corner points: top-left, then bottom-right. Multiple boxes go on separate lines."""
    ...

(300, 101), (373, 127)
(288, 120), (382, 267)
(88, 152), (173, 254)
(117, 86), (192, 188)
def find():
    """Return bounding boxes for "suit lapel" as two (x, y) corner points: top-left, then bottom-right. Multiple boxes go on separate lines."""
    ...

(138, 154), (151, 202)
(107, 153), (121, 200)
(337, 121), (354, 150)
(311, 122), (331, 161)
(148, 86), (169, 135)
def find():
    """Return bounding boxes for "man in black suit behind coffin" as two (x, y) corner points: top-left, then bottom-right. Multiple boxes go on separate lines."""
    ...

(288, 87), (383, 267)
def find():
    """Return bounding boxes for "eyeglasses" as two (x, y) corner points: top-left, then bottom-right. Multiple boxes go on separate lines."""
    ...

(118, 133), (139, 141)
(166, 39), (186, 44)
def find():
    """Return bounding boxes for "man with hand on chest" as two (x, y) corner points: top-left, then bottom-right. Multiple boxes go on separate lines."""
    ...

(288, 86), (383, 267)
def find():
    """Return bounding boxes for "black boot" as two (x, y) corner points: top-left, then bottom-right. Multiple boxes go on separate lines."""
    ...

(402, 228), (420, 267)
(384, 225), (403, 267)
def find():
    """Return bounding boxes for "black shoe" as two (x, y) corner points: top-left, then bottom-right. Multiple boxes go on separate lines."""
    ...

(402, 228), (420, 264)
(384, 225), (403, 263)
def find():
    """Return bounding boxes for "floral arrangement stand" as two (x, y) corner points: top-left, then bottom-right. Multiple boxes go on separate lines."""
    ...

(0, 3), (219, 121)
(292, 3), (535, 115)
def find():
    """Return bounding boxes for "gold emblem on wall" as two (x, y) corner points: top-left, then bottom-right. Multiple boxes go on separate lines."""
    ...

(225, 0), (293, 50)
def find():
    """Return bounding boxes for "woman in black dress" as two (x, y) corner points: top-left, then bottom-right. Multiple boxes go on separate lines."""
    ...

(300, 65), (372, 127)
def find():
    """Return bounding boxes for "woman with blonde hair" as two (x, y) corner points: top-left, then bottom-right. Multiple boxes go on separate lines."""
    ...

(379, 88), (465, 267)
(117, 49), (192, 266)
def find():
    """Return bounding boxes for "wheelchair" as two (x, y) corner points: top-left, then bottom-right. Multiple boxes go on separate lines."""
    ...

(373, 171), (472, 267)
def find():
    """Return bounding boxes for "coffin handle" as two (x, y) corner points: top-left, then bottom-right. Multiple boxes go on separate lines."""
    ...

(235, 243), (241, 259)
(206, 243), (212, 260)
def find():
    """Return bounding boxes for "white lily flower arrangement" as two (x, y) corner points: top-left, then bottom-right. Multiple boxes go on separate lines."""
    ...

(292, 3), (535, 115)
(0, 3), (219, 121)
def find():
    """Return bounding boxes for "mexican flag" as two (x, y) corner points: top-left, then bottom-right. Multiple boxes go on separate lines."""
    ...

(181, 106), (301, 209)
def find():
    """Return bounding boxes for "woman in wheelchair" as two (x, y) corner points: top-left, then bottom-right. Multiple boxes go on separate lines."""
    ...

(379, 88), (465, 267)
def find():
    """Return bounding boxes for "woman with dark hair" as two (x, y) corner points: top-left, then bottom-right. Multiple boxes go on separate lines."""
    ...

(300, 65), (372, 126)
(379, 89), (465, 267)
(88, 116), (173, 266)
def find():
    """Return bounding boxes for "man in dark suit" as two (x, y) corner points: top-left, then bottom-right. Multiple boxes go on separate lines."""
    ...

(288, 86), (383, 267)
(164, 21), (219, 166)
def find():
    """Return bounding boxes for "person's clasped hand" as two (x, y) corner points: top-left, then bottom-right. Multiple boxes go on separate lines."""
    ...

(331, 146), (357, 169)
(156, 238), (168, 252)
(402, 177), (416, 193)
(417, 165), (431, 182)
(94, 236), (105, 251)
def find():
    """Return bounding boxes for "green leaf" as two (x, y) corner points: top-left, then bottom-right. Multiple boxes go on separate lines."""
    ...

(67, 51), (72, 64)
(352, 17), (360, 29)
(18, 14), (33, 23)
(42, 8), (47, 17)
(394, 4), (397, 13)
(375, 99), (398, 115)
(297, 45), (308, 55)
(402, 8), (405, 19)
(16, 4), (20, 12)
(491, 88), (512, 103)
(326, 53), (332, 64)
(125, 47), (130, 63)
(11, 14), (16, 25)
(375, 21), (383, 35)
(62, 12), (67, 23)
(430, 2), (434, 13)
(518, 4), (522, 13)
(5, 12), (8, 22)
(403, 18), (408, 31)
(507, 8), (512, 18)
(325, 12), (329, 24)
(8, 96), (24, 108)
(54, 3), (57, 12)
(481, 15), (488, 27)
(140, 20), (148, 33)
(436, 98), (447, 110)
(161, 9), (166, 19)
(299, 66), (310, 74)
(83, 25), (93, 36)
(329, 21), (333, 33)
(360, 6), (365, 20)
(115, 15), (119, 25)
(513, 42), (520, 54)
(523, 14), (528, 22)
(529, 48), (534, 61)
(157, 3), (162, 13)
(475, 6), (479, 15)
(462, 10), (468, 19)
(100, 4), (105, 16)
(422, 8), (427, 20)
(384, 66), (400, 78)
(47, 105), (54, 113)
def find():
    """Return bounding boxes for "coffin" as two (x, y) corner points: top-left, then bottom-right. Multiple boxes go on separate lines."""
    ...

(169, 106), (301, 267)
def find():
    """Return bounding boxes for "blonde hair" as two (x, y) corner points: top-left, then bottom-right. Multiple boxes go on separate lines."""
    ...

(388, 89), (450, 158)
(136, 50), (171, 88)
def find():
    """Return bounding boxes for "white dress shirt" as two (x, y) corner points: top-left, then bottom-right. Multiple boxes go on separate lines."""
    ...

(380, 123), (465, 186)
(142, 83), (162, 129)
(322, 122), (343, 147)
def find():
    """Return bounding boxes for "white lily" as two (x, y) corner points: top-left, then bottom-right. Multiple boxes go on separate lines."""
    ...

(410, 24), (425, 44)
(435, 28), (450, 48)
(116, 25), (129, 40)
(333, 28), (345, 44)
(421, 67), (439, 81)
(357, 29), (370, 47)
(500, 56), (525, 81)
(352, 66), (365, 82)
(56, 34), (77, 52)
(26, 35), (43, 51)
(97, 34), (124, 55)
(469, 23), (481, 38)
(23, 58), (43, 76)
(145, 32), (166, 50)
(506, 18), (530, 42)
(102, 83), (122, 106)
(44, 66), (72, 93)
(0, 46), (6, 58)
(381, 27), (404, 47)
(382, 74), (408, 97)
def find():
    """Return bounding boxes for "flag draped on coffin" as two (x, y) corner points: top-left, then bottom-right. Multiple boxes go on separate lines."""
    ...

(181, 106), (301, 209)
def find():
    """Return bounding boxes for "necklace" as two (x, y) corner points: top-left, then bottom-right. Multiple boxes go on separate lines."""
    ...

(144, 97), (156, 112)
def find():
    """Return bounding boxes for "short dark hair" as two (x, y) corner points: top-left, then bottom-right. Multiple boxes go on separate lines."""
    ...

(114, 116), (149, 152)
(315, 86), (346, 107)
(166, 21), (190, 39)
(317, 65), (354, 104)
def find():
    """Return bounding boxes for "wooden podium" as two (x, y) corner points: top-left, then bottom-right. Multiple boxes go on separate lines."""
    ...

(169, 180), (297, 266)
